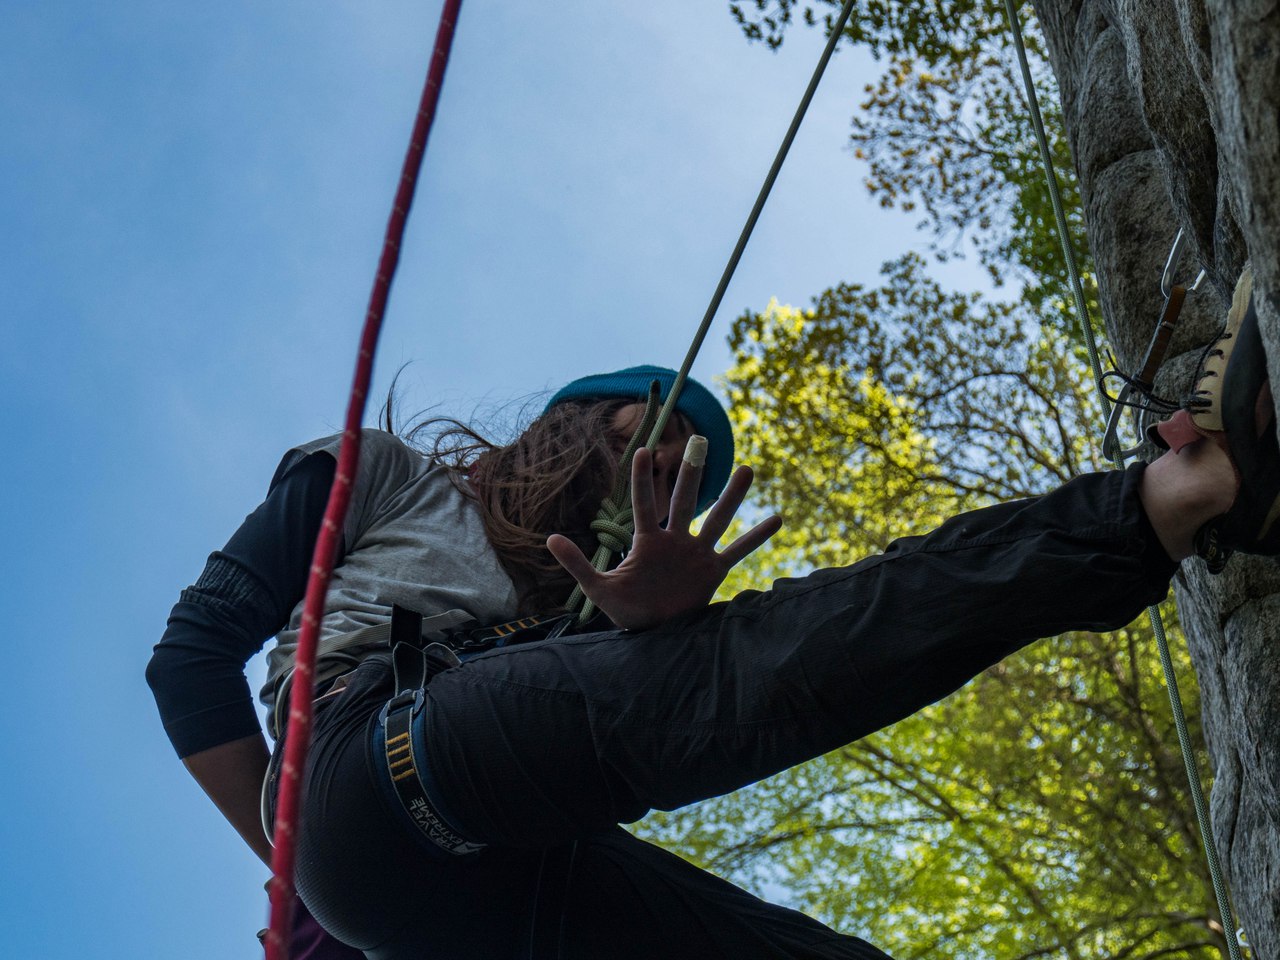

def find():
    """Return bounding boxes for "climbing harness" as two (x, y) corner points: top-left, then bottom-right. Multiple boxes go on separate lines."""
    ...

(378, 659), (485, 857)
(266, 608), (573, 740)
(378, 632), (479, 857)
(370, 604), (580, 953)
(373, 603), (575, 846)
(261, 606), (573, 857)
(266, 608), (471, 740)
(371, 604), (573, 859)
(1002, 2), (1245, 955)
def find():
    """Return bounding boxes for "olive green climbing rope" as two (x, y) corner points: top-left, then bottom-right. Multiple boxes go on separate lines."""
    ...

(567, 0), (861, 623)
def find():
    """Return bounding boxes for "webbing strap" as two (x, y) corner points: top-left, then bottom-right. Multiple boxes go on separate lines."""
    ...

(263, 3), (466, 957)
(267, 608), (475, 740)
(1001, 3), (1243, 954)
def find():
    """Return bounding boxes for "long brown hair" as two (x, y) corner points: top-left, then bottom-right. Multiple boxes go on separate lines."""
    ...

(383, 390), (631, 614)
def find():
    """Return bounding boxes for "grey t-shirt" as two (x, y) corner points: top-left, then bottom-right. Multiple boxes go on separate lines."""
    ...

(261, 429), (519, 708)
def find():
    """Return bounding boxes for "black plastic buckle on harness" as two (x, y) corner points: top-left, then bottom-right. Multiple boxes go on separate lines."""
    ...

(377, 605), (486, 858)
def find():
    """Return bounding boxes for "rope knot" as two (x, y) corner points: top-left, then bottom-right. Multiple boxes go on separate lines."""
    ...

(589, 497), (635, 554)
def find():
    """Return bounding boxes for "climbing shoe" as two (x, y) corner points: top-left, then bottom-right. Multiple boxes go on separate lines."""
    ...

(1149, 266), (1280, 572)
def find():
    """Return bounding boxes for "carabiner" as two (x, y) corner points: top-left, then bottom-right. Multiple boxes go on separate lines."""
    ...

(1161, 227), (1207, 299)
(1102, 229), (1198, 461)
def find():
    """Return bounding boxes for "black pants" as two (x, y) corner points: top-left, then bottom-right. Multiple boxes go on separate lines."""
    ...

(290, 466), (1176, 958)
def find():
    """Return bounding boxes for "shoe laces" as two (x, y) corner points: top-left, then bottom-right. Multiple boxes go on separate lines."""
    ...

(1102, 326), (1234, 422)
(1185, 328), (1233, 412)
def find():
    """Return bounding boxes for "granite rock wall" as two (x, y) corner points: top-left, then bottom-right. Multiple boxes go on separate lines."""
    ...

(1031, 1), (1279, 954)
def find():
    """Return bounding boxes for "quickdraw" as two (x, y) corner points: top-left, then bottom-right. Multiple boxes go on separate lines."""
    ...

(1003, 0), (1246, 950)
(1100, 228), (1208, 461)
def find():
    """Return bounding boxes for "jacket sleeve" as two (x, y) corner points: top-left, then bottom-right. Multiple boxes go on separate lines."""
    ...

(146, 448), (338, 758)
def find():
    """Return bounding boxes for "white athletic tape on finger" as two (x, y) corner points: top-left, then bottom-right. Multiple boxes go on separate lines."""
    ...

(683, 435), (708, 467)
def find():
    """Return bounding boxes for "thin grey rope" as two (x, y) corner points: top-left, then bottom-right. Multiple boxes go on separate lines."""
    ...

(1002, 2), (1243, 955)
(644, 0), (860, 449)
(570, 0), (860, 611)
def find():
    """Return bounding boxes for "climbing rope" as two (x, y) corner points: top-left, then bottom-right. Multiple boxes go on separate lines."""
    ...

(1001, 3), (1244, 956)
(644, 0), (859, 445)
(570, 0), (861, 605)
(255, 5), (1219, 958)
(263, 3), (464, 958)
(567, 381), (662, 624)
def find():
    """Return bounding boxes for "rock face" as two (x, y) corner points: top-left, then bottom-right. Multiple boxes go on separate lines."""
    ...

(1032, 1), (1279, 955)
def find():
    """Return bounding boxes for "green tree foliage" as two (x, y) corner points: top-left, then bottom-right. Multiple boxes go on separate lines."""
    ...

(631, 4), (1231, 958)
(640, 275), (1225, 958)
(731, 0), (1095, 318)
(724, 255), (1100, 566)
(641, 622), (1224, 958)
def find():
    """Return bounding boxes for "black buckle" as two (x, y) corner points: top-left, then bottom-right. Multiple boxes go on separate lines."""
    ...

(378, 687), (424, 727)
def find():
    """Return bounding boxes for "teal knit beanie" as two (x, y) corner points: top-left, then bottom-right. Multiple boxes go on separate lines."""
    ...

(545, 365), (734, 514)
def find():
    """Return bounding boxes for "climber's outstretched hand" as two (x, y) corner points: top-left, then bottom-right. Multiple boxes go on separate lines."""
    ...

(547, 443), (782, 630)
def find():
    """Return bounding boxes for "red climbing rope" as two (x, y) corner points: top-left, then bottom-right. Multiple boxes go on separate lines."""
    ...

(264, 3), (464, 957)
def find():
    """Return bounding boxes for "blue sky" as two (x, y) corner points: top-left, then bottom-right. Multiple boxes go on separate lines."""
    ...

(0, 2), (988, 956)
